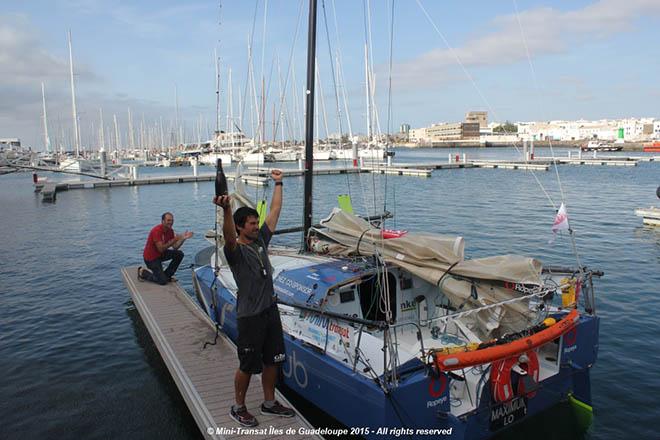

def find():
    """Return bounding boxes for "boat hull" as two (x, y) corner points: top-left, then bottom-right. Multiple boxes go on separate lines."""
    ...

(192, 265), (598, 440)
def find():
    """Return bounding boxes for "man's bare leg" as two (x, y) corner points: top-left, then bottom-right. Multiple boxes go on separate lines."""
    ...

(235, 369), (252, 407)
(261, 364), (277, 401)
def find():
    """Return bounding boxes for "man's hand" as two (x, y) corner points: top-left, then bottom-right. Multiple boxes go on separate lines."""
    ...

(213, 195), (232, 210)
(182, 230), (193, 240)
(271, 169), (283, 183)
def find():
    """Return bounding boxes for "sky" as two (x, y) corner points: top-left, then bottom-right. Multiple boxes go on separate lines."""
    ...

(2, 0), (660, 151)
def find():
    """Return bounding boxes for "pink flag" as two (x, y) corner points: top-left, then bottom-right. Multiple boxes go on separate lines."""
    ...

(552, 203), (570, 232)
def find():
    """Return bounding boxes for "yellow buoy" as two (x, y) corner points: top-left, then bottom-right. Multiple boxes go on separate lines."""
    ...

(543, 317), (557, 327)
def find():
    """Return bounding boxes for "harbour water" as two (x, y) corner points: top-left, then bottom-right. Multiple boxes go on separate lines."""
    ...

(1, 147), (658, 439)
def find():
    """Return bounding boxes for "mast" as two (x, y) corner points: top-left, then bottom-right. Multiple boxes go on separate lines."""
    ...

(215, 48), (221, 140)
(113, 114), (120, 151)
(68, 30), (80, 156)
(41, 82), (50, 153)
(99, 108), (105, 150)
(127, 107), (134, 148)
(303, 0), (317, 250)
(364, 44), (372, 144)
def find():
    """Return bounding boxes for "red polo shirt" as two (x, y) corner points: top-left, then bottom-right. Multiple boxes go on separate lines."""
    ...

(143, 224), (174, 261)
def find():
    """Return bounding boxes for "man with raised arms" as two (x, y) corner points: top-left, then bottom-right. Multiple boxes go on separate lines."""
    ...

(213, 169), (294, 427)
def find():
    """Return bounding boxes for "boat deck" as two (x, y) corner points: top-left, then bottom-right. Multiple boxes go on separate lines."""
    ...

(120, 266), (320, 440)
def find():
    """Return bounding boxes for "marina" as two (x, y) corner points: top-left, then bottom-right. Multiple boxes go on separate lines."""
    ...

(2, 147), (660, 440)
(25, 151), (658, 204)
(2, 0), (660, 438)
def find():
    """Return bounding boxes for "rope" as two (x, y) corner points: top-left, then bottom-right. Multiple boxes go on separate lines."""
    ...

(414, 0), (559, 210)
(383, 0), (395, 213)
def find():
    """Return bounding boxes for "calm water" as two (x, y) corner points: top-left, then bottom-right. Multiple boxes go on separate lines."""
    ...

(1, 147), (658, 439)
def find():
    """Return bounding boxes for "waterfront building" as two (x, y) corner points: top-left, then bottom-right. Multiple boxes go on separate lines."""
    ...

(465, 111), (488, 128)
(426, 122), (480, 141)
(408, 126), (429, 143)
(0, 138), (21, 150)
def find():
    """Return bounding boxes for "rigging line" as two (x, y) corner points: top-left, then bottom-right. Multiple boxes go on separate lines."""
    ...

(260, 0), (268, 93)
(272, 0), (305, 143)
(331, 0), (354, 140)
(513, 0), (566, 205)
(383, 0), (395, 212)
(362, 0), (377, 216)
(320, 0), (351, 197)
(415, 0), (558, 210)
(511, 1), (583, 272)
(240, 0), (261, 133)
(331, 0), (364, 206)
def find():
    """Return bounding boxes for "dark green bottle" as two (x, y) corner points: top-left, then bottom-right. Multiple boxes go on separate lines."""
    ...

(215, 158), (228, 197)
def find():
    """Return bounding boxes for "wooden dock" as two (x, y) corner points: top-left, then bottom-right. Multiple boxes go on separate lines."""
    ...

(248, 166), (362, 177)
(33, 172), (269, 195)
(361, 166), (432, 177)
(120, 266), (320, 440)
(389, 162), (477, 170)
(470, 161), (550, 171)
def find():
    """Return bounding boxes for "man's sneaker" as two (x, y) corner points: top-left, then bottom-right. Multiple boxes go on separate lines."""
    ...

(230, 406), (258, 427)
(260, 401), (295, 418)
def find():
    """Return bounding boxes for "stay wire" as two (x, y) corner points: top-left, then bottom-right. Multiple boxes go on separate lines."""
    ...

(513, 0), (566, 205)
(512, 0), (583, 271)
(321, 0), (351, 200)
(240, 0), (261, 132)
(272, 0), (304, 142)
(383, 0), (395, 213)
(415, 0), (558, 210)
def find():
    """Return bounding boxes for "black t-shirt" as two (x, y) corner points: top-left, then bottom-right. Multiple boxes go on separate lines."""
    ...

(223, 225), (275, 318)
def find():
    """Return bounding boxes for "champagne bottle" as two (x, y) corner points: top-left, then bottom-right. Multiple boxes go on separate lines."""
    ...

(215, 158), (228, 197)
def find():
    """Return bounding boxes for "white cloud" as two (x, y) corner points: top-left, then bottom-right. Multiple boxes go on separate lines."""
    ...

(391, 0), (660, 89)
(0, 14), (209, 149)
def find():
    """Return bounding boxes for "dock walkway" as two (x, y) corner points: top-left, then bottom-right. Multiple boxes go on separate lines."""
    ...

(121, 266), (320, 440)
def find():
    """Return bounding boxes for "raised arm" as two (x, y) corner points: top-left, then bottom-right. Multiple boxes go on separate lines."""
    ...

(264, 169), (283, 233)
(214, 195), (237, 251)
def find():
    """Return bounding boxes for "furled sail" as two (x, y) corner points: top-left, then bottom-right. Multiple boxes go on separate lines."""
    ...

(311, 209), (544, 336)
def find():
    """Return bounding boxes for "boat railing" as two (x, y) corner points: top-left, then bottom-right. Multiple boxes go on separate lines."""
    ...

(424, 286), (555, 327)
(274, 211), (392, 236)
(382, 321), (430, 387)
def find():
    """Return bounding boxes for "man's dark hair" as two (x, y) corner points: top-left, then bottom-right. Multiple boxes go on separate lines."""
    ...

(233, 206), (260, 232)
(161, 212), (173, 221)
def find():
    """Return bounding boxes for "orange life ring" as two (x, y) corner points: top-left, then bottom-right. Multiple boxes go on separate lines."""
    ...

(490, 351), (540, 402)
(433, 309), (579, 372)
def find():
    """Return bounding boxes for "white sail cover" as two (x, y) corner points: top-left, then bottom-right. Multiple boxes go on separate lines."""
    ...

(311, 209), (544, 336)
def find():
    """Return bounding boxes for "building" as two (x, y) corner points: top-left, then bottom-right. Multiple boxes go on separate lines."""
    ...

(426, 122), (480, 141)
(409, 127), (428, 143)
(0, 138), (21, 150)
(465, 111), (488, 128)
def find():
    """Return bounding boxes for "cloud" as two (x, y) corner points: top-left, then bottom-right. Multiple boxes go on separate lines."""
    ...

(0, 15), (70, 86)
(390, 0), (660, 89)
(62, 0), (213, 38)
(0, 14), (211, 149)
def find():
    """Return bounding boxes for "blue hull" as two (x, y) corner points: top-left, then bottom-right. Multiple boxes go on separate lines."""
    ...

(193, 265), (598, 440)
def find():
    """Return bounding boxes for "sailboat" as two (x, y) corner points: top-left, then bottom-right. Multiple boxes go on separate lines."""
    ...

(192, 2), (601, 438)
(59, 30), (94, 173)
